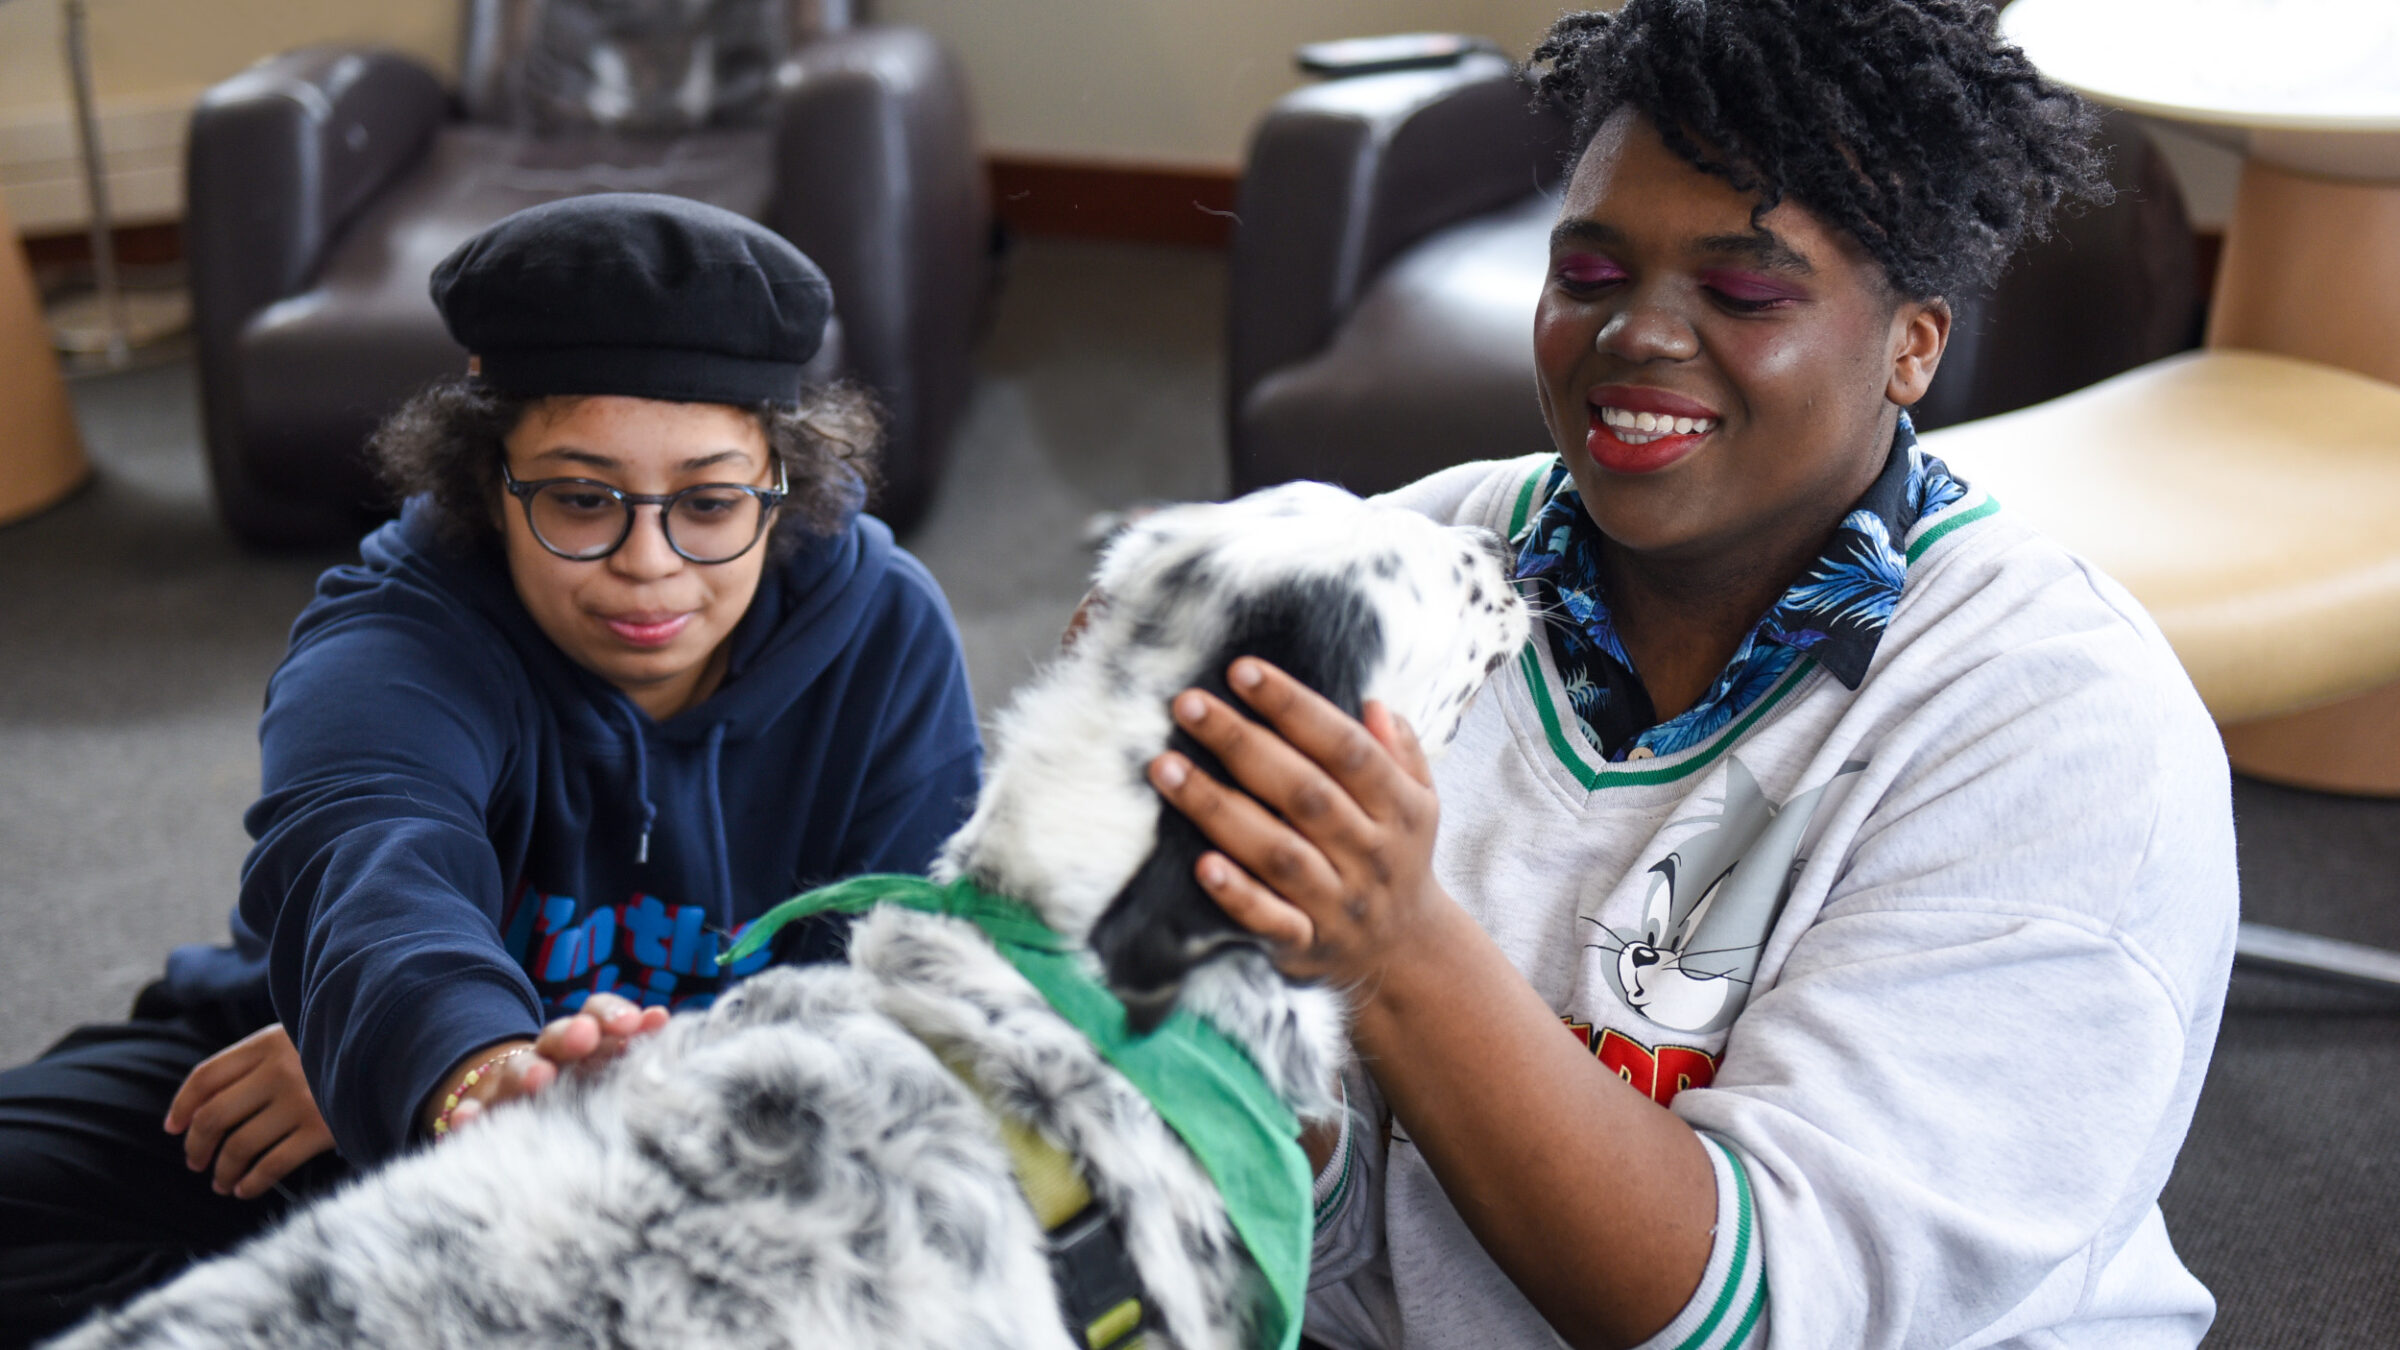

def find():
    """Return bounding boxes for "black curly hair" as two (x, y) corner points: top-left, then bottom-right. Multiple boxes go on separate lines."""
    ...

(1530, 0), (2113, 300)
(371, 378), (883, 559)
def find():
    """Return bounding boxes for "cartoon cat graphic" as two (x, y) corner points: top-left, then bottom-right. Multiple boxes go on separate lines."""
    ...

(1594, 757), (1863, 1034)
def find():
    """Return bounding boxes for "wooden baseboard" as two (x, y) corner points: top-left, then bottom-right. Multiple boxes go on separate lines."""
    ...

(987, 156), (1240, 249)
(13, 163), (1247, 259)
(18, 221), (184, 270)
(12, 184), (2214, 274)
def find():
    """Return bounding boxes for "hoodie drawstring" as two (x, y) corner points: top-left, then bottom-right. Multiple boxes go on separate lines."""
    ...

(703, 722), (732, 931)
(613, 697), (731, 932)
(616, 699), (660, 866)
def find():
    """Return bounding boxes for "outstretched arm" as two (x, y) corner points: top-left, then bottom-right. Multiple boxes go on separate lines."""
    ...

(416, 992), (670, 1138)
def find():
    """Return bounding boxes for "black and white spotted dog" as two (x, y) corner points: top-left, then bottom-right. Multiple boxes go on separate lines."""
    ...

(49, 482), (1529, 1350)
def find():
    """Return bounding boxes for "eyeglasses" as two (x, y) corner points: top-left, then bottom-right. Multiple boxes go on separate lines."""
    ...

(501, 460), (789, 564)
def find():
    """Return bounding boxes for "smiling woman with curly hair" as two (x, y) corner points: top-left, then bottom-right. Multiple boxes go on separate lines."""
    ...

(1141, 4), (2236, 1348)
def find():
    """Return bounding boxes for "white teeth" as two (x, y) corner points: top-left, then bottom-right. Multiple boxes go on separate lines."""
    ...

(1597, 405), (1716, 436)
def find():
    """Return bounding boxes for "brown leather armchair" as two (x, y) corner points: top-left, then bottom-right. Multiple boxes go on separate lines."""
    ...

(186, 0), (985, 546)
(1226, 46), (2199, 497)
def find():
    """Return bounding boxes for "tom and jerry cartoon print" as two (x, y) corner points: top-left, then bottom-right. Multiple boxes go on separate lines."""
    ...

(1568, 756), (1862, 1104)
(1590, 756), (1862, 1034)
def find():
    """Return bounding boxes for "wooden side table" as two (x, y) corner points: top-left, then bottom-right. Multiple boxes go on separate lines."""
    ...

(1967, 0), (2400, 795)
(0, 192), (91, 525)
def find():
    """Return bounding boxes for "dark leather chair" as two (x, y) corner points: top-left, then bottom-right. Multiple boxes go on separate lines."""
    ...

(186, 0), (985, 545)
(1226, 47), (2200, 497)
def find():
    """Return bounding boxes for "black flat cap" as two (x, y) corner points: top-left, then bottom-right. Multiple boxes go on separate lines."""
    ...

(431, 193), (831, 406)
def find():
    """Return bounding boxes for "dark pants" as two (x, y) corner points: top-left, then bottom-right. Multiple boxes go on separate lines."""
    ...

(0, 988), (348, 1347)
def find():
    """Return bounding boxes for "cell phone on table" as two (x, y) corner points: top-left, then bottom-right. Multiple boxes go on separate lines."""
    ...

(1295, 33), (1504, 78)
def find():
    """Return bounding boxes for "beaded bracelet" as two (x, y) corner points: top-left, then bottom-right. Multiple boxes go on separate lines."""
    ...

(430, 1046), (533, 1138)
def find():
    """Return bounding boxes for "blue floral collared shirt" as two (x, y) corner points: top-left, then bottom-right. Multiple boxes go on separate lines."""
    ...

(1512, 413), (1969, 762)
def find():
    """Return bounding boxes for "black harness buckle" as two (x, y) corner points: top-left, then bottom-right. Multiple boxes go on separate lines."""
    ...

(1048, 1201), (1154, 1348)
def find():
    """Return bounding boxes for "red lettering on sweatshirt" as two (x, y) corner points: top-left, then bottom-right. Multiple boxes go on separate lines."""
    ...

(1563, 1017), (1719, 1108)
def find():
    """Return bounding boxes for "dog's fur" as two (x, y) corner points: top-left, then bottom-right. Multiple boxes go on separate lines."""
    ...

(49, 482), (1529, 1350)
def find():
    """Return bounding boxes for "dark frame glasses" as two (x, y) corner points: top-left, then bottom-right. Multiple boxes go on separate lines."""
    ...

(501, 459), (790, 563)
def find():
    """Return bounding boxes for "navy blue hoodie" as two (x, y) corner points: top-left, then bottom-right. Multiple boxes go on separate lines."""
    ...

(166, 500), (981, 1164)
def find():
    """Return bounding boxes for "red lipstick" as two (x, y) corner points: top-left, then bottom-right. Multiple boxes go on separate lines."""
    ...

(1584, 387), (1721, 475)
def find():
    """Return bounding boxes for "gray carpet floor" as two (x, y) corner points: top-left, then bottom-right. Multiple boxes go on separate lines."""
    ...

(2, 236), (2393, 1346)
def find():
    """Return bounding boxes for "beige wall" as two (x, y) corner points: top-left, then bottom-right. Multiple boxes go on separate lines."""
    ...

(0, 0), (456, 116)
(1, 0), (2241, 233)
(1, 0), (1575, 231)
(0, 0), (455, 230)
(881, 0), (1575, 170)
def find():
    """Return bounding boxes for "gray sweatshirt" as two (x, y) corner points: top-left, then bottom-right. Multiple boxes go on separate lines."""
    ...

(1305, 456), (2236, 1350)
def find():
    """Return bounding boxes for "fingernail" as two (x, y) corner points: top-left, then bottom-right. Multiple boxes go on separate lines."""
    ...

(1153, 756), (1187, 790)
(1175, 691), (1206, 723)
(1199, 858), (1226, 886)
(1231, 661), (1263, 689)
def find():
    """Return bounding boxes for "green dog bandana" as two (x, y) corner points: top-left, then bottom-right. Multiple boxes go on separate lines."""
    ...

(722, 874), (1312, 1350)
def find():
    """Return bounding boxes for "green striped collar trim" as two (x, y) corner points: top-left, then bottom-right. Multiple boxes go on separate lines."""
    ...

(1905, 486), (2000, 564)
(1518, 643), (1817, 790)
(1500, 462), (1998, 792)
(1507, 461), (1548, 544)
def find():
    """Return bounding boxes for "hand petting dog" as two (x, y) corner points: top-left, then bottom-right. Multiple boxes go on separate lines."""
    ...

(1147, 654), (1457, 1178)
(1156, 663), (1720, 1348)
(416, 994), (671, 1138)
(1149, 657), (1446, 994)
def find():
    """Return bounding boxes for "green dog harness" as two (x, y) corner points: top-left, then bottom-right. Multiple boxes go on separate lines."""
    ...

(722, 874), (1313, 1350)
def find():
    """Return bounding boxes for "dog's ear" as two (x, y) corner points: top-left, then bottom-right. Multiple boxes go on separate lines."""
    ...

(1090, 577), (1382, 1031)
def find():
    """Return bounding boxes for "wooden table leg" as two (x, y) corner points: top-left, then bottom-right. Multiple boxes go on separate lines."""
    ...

(0, 194), (91, 525)
(2202, 158), (2400, 793)
(2206, 157), (2400, 387)
(2220, 681), (2400, 797)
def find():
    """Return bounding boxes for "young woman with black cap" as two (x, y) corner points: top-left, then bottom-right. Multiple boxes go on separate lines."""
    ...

(0, 194), (983, 1344)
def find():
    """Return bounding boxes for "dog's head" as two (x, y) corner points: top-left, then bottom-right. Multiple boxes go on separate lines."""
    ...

(936, 482), (1529, 1036)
